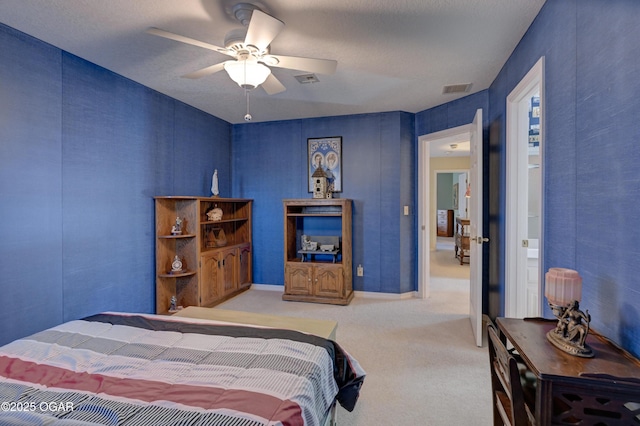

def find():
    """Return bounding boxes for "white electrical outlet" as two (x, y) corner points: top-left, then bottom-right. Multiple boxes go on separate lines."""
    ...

(404, 205), (409, 215)
(357, 264), (364, 276)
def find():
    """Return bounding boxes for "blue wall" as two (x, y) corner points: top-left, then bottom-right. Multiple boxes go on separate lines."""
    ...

(230, 92), (487, 296)
(0, 24), (231, 345)
(487, 0), (640, 357)
(232, 112), (416, 294)
(2, 0), (640, 358)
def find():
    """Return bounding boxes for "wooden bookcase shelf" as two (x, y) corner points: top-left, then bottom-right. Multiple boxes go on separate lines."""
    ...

(158, 270), (197, 278)
(283, 198), (353, 305)
(154, 197), (252, 315)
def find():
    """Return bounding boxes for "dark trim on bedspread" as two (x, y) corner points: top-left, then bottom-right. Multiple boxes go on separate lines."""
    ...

(83, 313), (363, 411)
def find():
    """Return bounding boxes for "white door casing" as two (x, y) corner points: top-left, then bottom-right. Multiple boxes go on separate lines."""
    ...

(469, 108), (485, 347)
(505, 57), (545, 318)
(417, 125), (471, 300)
(417, 113), (484, 348)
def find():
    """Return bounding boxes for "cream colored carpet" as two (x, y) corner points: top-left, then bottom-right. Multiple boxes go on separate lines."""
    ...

(431, 236), (470, 279)
(217, 243), (491, 425)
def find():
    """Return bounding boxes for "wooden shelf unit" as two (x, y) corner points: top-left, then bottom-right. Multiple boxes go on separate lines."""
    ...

(283, 198), (353, 305)
(454, 217), (470, 265)
(155, 197), (252, 315)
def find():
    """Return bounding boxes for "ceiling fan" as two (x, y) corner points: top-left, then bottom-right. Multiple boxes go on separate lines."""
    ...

(147, 3), (337, 95)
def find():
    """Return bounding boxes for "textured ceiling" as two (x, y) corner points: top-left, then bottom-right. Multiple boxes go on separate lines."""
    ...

(0, 0), (545, 126)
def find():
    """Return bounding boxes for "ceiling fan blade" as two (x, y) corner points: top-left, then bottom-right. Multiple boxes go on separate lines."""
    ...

(262, 73), (286, 95)
(182, 62), (227, 79)
(266, 54), (337, 75)
(146, 27), (231, 56)
(244, 9), (284, 52)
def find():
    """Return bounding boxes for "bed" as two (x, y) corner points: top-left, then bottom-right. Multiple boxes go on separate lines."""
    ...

(0, 309), (365, 426)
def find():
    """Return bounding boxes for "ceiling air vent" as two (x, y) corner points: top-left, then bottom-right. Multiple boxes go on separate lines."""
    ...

(442, 83), (472, 94)
(295, 74), (320, 84)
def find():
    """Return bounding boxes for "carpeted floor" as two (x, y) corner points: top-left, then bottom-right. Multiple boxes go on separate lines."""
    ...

(431, 237), (470, 279)
(217, 243), (492, 425)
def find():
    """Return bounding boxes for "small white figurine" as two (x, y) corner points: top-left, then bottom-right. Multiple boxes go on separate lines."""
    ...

(302, 235), (312, 250)
(211, 169), (219, 197)
(171, 217), (183, 235)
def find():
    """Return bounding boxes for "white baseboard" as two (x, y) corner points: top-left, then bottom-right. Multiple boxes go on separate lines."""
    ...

(354, 290), (418, 299)
(249, 284), (283, 292)
(249, 284), (418, 299)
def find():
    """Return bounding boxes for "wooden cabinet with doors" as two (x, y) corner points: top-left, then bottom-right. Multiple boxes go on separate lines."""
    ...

(437, 209), (454, 237)
(285, 262), (344, 299)
(283, 198), (353, 305)
(155, 197), (252, 314)
(199, 245), (247, 305)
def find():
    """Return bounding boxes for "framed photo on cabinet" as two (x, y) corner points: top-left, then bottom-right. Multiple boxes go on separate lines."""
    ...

(308, 136), (342, 193)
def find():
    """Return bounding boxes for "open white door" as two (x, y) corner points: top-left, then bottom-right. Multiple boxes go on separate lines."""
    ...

(469, 108), (485, 347)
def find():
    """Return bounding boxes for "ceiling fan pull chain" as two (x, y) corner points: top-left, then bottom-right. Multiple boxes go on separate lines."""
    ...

(244, 88), (252, 122)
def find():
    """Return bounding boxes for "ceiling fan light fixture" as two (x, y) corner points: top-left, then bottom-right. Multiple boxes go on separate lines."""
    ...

(224, 57), (271, 89)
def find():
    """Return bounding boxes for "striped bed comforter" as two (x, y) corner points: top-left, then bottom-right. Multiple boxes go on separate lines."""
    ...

(0, 313), (365, 426)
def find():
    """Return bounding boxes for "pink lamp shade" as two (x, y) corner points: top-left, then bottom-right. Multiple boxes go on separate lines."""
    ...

(545, 268), (582, 306)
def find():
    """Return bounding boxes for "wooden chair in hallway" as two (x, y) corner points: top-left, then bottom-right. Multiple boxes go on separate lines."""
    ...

(487, 323), (536, 426)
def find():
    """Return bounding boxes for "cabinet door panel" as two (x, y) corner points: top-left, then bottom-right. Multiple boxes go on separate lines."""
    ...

(314, 265), (343, 298)
(238, 244), (251, 289)
(285, 264), (312, 295)
(200, 252), (222, 306)
(221, 248), (237, 295)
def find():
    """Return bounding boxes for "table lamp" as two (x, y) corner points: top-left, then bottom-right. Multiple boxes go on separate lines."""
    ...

(545, 268), (594, 357)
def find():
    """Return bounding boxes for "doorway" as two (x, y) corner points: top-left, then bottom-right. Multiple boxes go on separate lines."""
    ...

(417, 124), (471, 300)
(418, 110), (485, 346)
(433, 171), (470, 277)
(505, 57), (545, 318)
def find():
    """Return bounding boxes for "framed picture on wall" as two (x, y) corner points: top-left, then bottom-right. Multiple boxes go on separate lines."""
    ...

(453, 183), (459, 210)
(308, 136), (342, 193)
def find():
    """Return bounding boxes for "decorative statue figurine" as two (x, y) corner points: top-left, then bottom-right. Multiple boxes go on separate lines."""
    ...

(302, 235), (311, 250)
(301, 235), (317, 251)
(545, 267), (594, 357)
(547, 300), (593, 358)
(171, 216), (183, 235)
(211, 169), (219, 197)
(169, 296), (177, 312)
